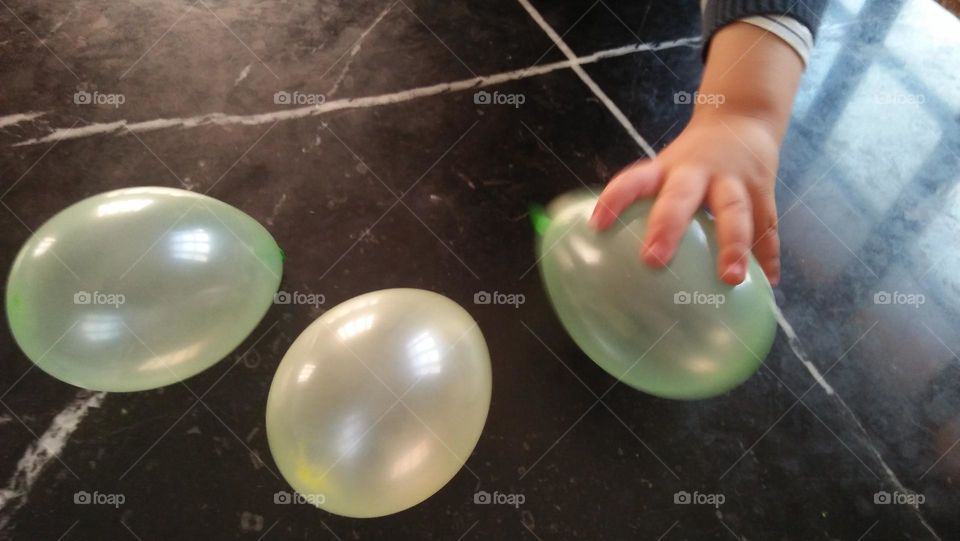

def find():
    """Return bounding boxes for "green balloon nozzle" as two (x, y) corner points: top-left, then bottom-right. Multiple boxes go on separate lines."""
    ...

(529, 204), (551, 236)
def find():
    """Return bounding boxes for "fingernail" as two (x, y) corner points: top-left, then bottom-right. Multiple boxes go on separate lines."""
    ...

(642, 241), (666, 266)
(766, 261), (781, 286)
(724, 261), (746, 283)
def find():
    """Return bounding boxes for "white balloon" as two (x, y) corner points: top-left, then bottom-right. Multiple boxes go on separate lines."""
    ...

(266, 289), (491, 518)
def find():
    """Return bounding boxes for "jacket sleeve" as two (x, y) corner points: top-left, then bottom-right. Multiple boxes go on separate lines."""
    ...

(701, 0), (828, 65)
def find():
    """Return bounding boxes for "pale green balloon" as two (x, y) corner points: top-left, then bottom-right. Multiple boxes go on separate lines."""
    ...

(538, 189), (776, 400)
(5, 187), (283, 392)
(266, 289), (491, 518)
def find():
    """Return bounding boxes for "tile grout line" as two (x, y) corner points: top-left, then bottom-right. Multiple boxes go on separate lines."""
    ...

(10, 36), (700, 147)
(0, 112), (47, 129)
(770, 302), (835, 395)
(515, 0), (658, 157)
(325, 1), (398, 98)
(0, 390), (106, 530)
(771, 302), (942, 538)
(835, 394), (944, 540)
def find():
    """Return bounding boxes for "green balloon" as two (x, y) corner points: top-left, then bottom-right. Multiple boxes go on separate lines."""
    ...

(538, 189), (776, 400)
(5, 187), (283, 392)
(266, 289), (491, 518)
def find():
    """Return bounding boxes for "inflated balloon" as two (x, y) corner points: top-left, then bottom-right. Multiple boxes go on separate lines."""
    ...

(5, 187), (283, 392)
(538, 189), (776, 400)
(266, 289), (491, 518)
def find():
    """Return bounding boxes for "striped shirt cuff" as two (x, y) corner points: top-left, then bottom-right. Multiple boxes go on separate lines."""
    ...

(739, 14), (813, 65)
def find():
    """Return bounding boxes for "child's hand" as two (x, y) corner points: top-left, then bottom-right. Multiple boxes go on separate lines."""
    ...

(588, 21), (808, 287)
(590, 110), (781, 286)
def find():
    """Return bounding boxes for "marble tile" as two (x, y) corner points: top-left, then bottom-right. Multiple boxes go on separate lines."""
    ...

(772, 0), (960, 534)
(529, 0), (702, 54)
(1, 0), (957, 539)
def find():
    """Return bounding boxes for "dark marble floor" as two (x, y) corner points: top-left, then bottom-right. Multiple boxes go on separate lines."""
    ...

(1, 0), (958, 539)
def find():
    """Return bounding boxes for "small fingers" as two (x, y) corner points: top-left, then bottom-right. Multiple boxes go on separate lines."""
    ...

(590, 160), (663, 230)
(642, 165), (710, 267)
(751, 190), (781, 286)
(708, 176), (753, 285)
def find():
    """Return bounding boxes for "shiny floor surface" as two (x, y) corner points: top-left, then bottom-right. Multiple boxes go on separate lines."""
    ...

(1, 0), (958, 539)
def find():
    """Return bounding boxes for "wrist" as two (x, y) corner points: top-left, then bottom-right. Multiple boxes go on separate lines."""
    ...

(695, 22), (805, 142)
(689, 105), (781, 146)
